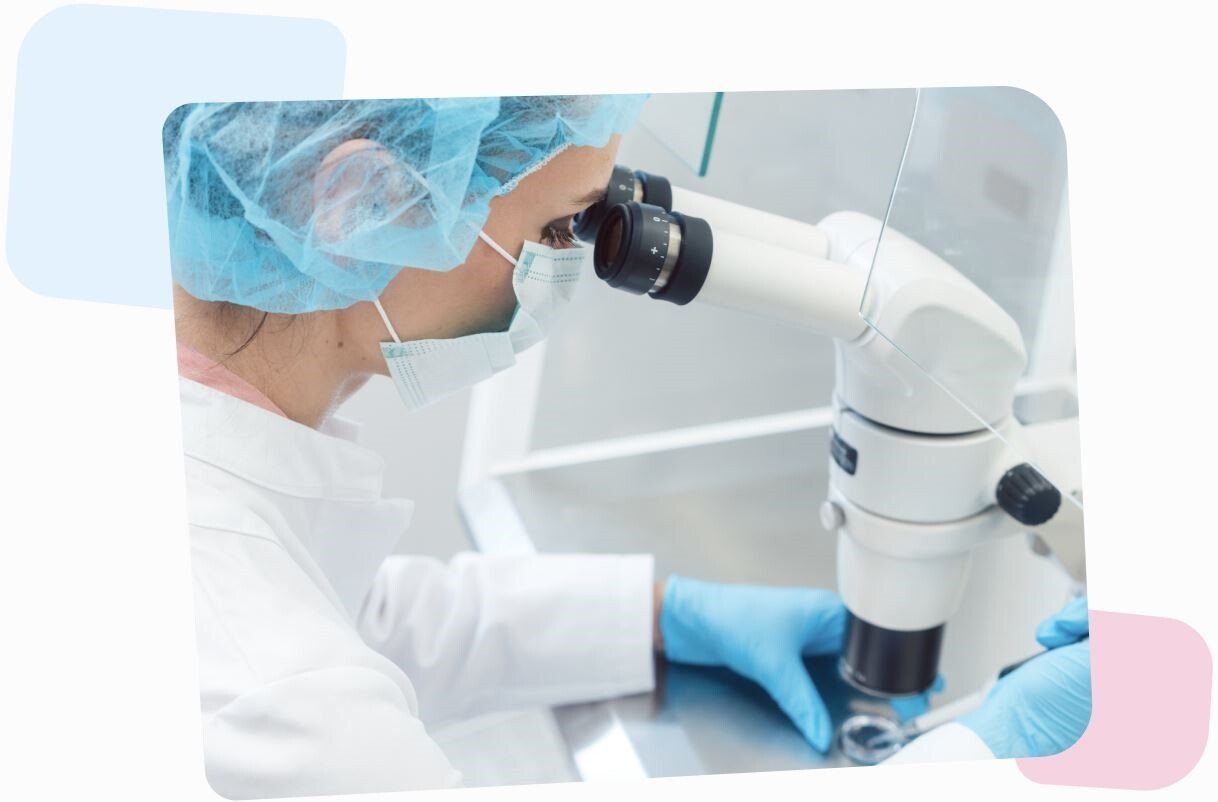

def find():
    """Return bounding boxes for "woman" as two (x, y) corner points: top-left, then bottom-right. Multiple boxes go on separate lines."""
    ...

(165, 96), (1091, 798)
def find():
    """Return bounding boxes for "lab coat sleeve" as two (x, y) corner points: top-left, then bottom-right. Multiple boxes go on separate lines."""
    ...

(202, 666), (462, 798)
(356, 552), (656, 726)
(880, 722), (996, 765)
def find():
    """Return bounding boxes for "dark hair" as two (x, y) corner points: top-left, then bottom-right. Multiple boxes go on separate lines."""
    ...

(212, 303), (295, 361)
(230, 310), (270, 357)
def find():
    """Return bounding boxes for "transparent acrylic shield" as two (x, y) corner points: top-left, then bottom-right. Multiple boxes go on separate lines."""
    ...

(634, 92), (723, 176)
(861, 88), (1083, 516)
(532, 89), (918, 450)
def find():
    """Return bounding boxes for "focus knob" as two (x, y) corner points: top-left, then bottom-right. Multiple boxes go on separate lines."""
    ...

(996, 463), (1061, 526)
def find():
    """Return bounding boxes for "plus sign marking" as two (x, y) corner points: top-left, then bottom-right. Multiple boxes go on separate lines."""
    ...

(650, 246), (658, 255)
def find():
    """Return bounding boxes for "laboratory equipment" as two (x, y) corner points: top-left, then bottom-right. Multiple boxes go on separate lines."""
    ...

(579, 166), (1082, 698)
(838, 653), (1038, 764)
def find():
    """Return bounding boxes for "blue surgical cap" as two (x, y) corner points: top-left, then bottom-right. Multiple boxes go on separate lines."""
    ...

(163, 95), (648, 313)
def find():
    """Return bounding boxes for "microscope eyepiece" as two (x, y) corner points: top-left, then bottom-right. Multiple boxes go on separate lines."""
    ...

(634, 169), (673, 213)
(592, 201), (713, 305)
(593, 201), (670, 294)
(573, 165), (674, 242)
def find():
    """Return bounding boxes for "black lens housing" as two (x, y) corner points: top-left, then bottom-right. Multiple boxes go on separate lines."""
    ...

(592, 201), (713, 305)
(839, 612), (943, 697)
(593, 201), (672, 294)
(634, 169), (672, 213)
(573, 165), (674, 242)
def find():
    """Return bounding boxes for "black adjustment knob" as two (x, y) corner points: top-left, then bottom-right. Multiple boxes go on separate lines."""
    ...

(996, 463), (1062, 526)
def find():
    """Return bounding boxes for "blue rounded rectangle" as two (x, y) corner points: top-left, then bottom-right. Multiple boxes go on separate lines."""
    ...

(6, 5), (346, 308)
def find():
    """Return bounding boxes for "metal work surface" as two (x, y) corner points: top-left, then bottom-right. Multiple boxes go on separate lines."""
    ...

(460, 423), (1082, 778)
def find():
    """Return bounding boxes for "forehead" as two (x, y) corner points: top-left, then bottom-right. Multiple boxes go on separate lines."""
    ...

(512, 136), (620, 202)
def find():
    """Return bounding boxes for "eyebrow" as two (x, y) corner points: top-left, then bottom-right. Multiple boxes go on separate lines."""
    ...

(575, 186), (608, 207)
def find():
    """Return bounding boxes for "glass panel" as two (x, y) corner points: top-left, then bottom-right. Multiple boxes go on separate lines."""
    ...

(634, 91), (723, 176)
(861, 87), (1081, 507)
(531, 89), (917, 450)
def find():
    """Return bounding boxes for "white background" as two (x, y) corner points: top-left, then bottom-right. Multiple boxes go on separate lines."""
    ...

(1, 1), (1214, 800)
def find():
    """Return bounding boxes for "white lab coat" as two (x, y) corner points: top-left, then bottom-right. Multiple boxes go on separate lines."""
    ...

(882, 723), (994, 764)
(181, 377), (991, 798)
(181, 378), (657, 798)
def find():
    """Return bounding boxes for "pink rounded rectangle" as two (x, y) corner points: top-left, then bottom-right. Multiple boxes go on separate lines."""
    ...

(1018, 611), (1212, 790)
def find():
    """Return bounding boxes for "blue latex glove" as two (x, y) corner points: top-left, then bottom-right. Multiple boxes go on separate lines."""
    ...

(890, 674), (946, 722)
(1035, 595), (1090, 648)
(958, 596), (1092, 758)
(659, 575), (846, 752)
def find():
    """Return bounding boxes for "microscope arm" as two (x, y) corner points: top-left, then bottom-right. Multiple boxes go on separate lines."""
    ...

(585, 173), (1073, 695)
(693, 232), (869, 341)
(656, 189), (1029, 427)
(664, 195), (1063, 695)
(650, 186), (867, 341)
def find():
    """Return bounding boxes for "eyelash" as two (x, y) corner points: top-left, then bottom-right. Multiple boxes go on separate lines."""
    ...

(542, 218), (577, 247)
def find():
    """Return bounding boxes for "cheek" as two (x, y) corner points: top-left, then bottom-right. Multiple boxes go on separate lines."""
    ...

(486, 269), (518, 329)
(461, 250), (518, 333)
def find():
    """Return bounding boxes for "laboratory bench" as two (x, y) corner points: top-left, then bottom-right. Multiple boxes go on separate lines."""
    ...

(457, 412), (1084, 781)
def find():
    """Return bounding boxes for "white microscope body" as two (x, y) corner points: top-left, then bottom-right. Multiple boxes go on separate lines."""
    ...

(584, 168), (1077, 696)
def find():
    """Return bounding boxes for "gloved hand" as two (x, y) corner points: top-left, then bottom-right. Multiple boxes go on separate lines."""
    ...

(890, 674), (945, 722)
(958, 596), (1092, 758)
(658, 575), (846, 752)
(1034, 595), (1090, 648)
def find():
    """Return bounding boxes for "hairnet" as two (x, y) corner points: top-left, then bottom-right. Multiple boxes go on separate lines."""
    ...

(163, 95), (647, 313)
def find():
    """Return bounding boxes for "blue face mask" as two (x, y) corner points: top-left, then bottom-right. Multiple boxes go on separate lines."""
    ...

(374, 230), (588, 411)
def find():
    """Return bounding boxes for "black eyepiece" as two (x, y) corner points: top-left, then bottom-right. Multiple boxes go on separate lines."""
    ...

(573, 165), (674, 242)
(593, 202), (669, 294)
(592, 201), (713, 305)
(634, 169), (672, 214)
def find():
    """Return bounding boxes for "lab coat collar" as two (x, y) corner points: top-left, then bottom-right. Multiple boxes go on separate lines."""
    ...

(180, 376), (386, 501)
(180, 377), (411, 619)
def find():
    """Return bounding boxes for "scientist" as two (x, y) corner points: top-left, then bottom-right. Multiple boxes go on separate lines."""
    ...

(165, 97), (1091, 798)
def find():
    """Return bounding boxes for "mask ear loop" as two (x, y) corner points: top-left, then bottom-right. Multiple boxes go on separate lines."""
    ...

(375, 230), (517, 344)
(478, 229), (518, 266)
(373, 298), (402, 344)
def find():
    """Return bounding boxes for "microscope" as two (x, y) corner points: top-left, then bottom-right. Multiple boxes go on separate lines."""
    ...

(575, 165), (1079, 698)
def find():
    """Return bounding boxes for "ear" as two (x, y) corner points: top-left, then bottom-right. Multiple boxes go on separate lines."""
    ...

(311, 138), (411, 245)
